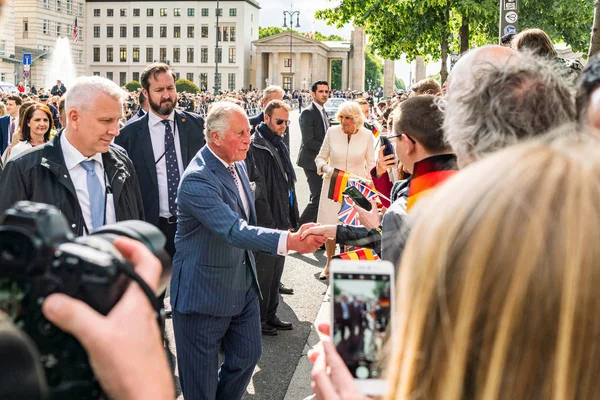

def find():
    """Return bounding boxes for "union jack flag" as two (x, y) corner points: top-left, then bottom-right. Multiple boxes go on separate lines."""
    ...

(338, 197), (361, 226)
(349, 180), (379, 203)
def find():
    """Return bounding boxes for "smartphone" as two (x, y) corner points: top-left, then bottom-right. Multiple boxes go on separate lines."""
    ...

(343, 186), (372, 211)
(330, 260), (395, 396)
(380, 136), (395, 157)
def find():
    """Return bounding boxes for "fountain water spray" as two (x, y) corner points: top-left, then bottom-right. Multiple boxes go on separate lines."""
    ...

(44, 37), (77, 91)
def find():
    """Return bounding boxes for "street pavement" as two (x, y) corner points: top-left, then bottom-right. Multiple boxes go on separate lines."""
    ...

(165, 109), (329, 400)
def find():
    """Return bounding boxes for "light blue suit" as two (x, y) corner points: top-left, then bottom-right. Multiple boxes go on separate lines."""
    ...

(170, 145), (283, 400)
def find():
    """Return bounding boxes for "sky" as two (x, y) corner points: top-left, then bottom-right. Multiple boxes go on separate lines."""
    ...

(258, 0), (442, 87)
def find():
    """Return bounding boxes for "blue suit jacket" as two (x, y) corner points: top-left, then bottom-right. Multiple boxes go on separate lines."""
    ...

(0, 115), (10, 155)
(170, 145), (282, 317)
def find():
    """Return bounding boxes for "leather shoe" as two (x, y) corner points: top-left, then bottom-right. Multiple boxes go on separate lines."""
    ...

(279, 282), (294, 295)
(268, 317), (293, 330)
(261, 324), (278, 336)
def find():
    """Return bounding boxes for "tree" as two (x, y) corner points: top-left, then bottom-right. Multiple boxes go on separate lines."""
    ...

(175, 79), (200, 94)
(259, 26), (346, 41)
(331, 60), (343, 89)
(124, 81), (141, 92)
(259, 26), (286, 38)
(365, 44), (383, 90)
(590, 0), (600, 57)
(395, 76), (406, 90)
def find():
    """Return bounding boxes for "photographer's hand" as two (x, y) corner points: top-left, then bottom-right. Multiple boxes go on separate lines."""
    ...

(42, 237), (174, 400)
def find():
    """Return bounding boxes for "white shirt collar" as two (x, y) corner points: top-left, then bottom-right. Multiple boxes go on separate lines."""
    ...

(206, 144), (231, 168)
(60, 132), (103, 172)
(148, 109), (175, 128)
(313, 101), (324, 111)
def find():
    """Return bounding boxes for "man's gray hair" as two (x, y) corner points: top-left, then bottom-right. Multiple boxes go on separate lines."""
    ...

(443, 53), (576, 166)
(65, 76), (127, 114)
(204, 101), (246, 143)
(263, 85), (284, 101)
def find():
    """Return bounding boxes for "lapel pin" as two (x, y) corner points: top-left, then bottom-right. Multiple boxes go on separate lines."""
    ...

(181, 118), (186, 123)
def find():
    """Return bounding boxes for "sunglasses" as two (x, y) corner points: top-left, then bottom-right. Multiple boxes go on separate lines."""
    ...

(274, 118), (291, 126)
(387, 133), (416, 144)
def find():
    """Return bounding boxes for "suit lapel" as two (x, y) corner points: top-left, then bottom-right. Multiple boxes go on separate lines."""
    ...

(140, 113), (158, 189)
(235, 162), (255, 224)
(175, 110), (190, 166)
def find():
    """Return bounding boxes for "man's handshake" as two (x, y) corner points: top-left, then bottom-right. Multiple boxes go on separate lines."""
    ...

(286, 223), (328, 254)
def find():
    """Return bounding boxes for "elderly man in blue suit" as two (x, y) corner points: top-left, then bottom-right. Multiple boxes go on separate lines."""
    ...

(170, 102), (326, 400)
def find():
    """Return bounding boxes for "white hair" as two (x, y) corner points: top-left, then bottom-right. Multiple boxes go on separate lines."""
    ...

(337, 101), (365, 129)
(263, 85), (284, 102)
(204, 101), (247, 143)
(65, 76), (128, 114)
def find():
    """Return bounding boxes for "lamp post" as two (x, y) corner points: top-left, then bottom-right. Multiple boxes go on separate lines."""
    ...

(214, 0), (220, 94)
(283, 7), (300, 91)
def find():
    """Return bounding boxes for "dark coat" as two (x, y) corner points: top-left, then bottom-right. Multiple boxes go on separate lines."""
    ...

(0, 132), (144, 236)
(0, 115), (10, 155)
(246, 126), (299, 230)
(297, 102), (327, 171)
(50, 83), (66, 96)
(115, 110), (205, 227)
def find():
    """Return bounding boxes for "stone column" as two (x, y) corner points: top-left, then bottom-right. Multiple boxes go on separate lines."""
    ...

(295, 52), (302, 90)
(255, 51), (263, 90)
(383, 59), (395, 96)
(311, 53), (319, 84)
(271, 51), (279, 85)
(351, 26), (366, 91)
(341, 56), (349, 90)
(414, 56), (426, 84)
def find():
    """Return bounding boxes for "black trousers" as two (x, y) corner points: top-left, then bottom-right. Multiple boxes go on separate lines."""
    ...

(298, 168), (322, 225)
(158, 217), (177, 306)
(255, 252), (285, 323)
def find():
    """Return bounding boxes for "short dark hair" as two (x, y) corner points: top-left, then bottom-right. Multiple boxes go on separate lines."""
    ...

(58, 95), (66, 114)
(20, 103), (53, 143)
(311, 80), (329, 93)
(140, 62), (177, 91)
(411, 78), (442, 96)
(138, 90), (147, 106)
(7, 94), (22, 105)
(512, 28), (558, 58)
(393, 95), (449, 154)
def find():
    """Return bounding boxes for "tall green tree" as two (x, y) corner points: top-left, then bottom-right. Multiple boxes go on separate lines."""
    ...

(395, 76), (406, 90)
(331, 60), (343, 89)
(365, 45), (383, 90)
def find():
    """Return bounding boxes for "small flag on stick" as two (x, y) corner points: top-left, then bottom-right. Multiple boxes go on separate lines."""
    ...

(333, 248), (380, 261)
(338, 197), (360, 226)
(72, 17), (79, 43)
(327, 168), (350, 203)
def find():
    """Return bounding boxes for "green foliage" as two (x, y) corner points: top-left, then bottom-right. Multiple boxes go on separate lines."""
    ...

(124, 81), (141, 92)
(395, 76), (406, 90)
(331, 60), (343, 90)
(427, 72), (442, 84)
(365, 45), (383, 90)
(312, 32), (347, 41)
(175, 79), (200, 94)
(259, 26), (346, 41)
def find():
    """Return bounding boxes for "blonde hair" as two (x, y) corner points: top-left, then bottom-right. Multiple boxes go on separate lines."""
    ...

(385, 126), (600, 400)
(336, 101), (365, 129)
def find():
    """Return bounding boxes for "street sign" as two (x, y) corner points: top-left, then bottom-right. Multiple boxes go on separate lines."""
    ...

(23, 64), (30, 72)
(499, 0), (518, 43)
(23, 53), (32, 65)
(504, 25), (517, 35)
(23, 71), (30, 79)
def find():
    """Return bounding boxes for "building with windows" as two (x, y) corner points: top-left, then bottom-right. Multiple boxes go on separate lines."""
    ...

(86, 0), (260, 90)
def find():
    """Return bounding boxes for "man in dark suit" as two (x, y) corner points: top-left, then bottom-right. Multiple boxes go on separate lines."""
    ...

(116, 62), (205, 259)
(0, 94), (22, 155)
(297, 80), (330, 225)
(170, 101), (326, 400)
(39, 94), (61, 129)
(50, 79), (67, 96)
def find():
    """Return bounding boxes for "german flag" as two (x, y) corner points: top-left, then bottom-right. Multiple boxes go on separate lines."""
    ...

(327, 168), (350, 203)
(406, 155), (458, 211)
(333, 248), (380, 261)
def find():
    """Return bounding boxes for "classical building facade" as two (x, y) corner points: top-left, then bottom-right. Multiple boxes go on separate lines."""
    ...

(86, 0), (259, 90)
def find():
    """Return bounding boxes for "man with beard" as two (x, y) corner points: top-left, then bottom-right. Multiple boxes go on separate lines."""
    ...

(116, 62), (205, 261)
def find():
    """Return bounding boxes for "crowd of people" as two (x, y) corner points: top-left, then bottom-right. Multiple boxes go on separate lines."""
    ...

(3, 18), (600, 400)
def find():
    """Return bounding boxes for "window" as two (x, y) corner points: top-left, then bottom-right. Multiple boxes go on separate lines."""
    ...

(174, 8), (181, 17)
(120, 26), (127, 38)
(93, 71), (100, 76)
(43, 20), (49, 35)
(146, 47), (153, 63)
(133, 47), (140, 62)
(56, 23), (61, 37)
(56, 0), (61, 12)
(284, 59), (291, 68)
(107, 26), (114, 38)
(230, 27), (236, 41)
(146, 26), (153, 38)
(173, 48), (180, 63)
(228, 73), (236, 90)
(107, 9), (114, 17)
(120, 9), (126, 17)
(160, 8), (167, 17)
(283, 76), (292, 90)
(201, 26), (208, 38)
(0, 41), (6, 56)
(201, 8), (209, 17)
(67, 0), (72, 14)
(201, 48), (208, 63)
(133, 8), (140, 17)
(160, 26), (167, 38)
(187, 26), (194, 38)
(229, 8), (237, 17)
(175, 72), (180, 80)
(93, 8), (100, 16)
(107, 46), (113, 62)
(188, 8), (195, 17)
(200, 73), (208, 90)
(120, 47), (127, 62)
(93, 25), (100, 38)
(147, 8), (154, 17)
(187, 47), (194, 63)
(228, 48), (236, 63)
(215, 48), (222, 63)
(133, 26), (140, 38)
(44, 0), (50, 9)
(186, 73), (193, 82)
(133, 72), (140, 82)
(223, 26), (229, 42)
(216, 8), (223, 17)
(77, 49), (83, 63)
(107, 72), (113, 81)
(251, 14), (253, 22)
(173, 26), (181, 38)
(78, 2), (83, 16)
(159, 48), (167, 63)
(120, 72), (126, 86)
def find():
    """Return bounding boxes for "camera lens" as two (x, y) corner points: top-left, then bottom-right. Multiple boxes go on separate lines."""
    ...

(0, 231), (35, 270)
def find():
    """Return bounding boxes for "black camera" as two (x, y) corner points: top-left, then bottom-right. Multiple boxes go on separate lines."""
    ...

(0, 202), (171, 400)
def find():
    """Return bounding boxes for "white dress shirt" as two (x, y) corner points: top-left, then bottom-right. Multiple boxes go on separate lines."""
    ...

(6, 115), (16, 146)
(61, 133), (116, 234)
(206, 145), (289, 255)
(148, 110), (184, 218)
(313, 101), (329, 130)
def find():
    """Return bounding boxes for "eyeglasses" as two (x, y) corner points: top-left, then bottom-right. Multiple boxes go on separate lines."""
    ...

(387, 133), (416, 144)
(275, 119), (291, 126)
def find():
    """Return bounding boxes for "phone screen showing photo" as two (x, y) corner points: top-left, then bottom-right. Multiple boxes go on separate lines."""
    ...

(332, 272), (392, 380)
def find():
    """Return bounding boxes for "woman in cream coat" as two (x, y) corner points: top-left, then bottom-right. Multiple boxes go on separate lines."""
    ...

(315, 101), (376, 279)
